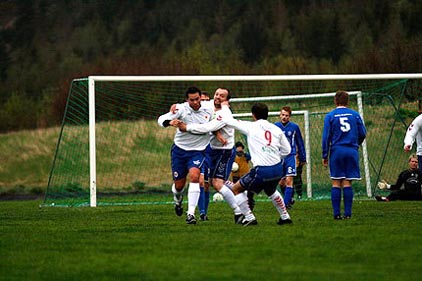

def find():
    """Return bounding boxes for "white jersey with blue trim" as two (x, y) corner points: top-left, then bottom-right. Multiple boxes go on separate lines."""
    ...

(404, 114), (422, 155)
(226, 118), (291, 167)
(186, 104), (235, 150)
(157, 102), (213, 151)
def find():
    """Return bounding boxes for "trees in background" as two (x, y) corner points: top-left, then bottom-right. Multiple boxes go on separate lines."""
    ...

(0, 0), (420, 132)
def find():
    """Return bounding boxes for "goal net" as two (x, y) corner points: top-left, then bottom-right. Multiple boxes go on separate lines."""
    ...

(43, 75), (422, 207)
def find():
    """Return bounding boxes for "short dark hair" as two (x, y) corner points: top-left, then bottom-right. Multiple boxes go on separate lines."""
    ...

(335, 90), (349, 106)
(235, 141), (244, 149)
(251, 103), (269, 120)
(185, 86), (201, 98)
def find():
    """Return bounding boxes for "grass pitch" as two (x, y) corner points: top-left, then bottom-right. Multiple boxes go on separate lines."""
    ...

(1, 199), (421, 280)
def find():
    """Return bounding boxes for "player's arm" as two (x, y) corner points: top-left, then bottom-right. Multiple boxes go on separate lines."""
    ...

(295, 126), (307, 163)
(403, 116), (422, 151)
(321, 115), (331, 161)
(389, 171), (406, 190)
(185, 117), (226, 134)
(157, 107), (182, 128)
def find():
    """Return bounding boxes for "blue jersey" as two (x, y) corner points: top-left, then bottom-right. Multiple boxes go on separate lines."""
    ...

(322, 107), (366, 159)
(274, 121), (306, 163)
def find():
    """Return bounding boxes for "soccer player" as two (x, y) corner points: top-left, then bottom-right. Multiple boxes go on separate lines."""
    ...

(403, 113), (422, 173)
(274, 106), (306, 206)
(176, 88), (243, 223)
(225, 103), (292, 226)
(376, 154), (422, 201)
(157, 86), (213, 224)
(322, 90), (367, 220)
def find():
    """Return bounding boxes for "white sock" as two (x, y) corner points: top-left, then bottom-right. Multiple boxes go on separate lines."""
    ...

(270, 190), (290, 220)
(235, 192), (255, 221)
(187, 182), (200, 215)
(172, 184), (184, 204)
(219, 185), (241, 214)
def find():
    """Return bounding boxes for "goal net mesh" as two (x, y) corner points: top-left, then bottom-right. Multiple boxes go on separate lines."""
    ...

(44, 77), (420, 206)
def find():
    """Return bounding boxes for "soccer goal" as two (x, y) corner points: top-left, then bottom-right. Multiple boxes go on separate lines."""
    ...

(44, 74), (422, 207)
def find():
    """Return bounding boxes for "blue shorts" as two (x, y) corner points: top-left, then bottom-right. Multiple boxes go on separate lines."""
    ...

(281, 154), (296, 177)
(209, 147), (235, 181)
(171, 144), (205, 181)
(329, 146), (361, 180)
(239, 162), (283, 195)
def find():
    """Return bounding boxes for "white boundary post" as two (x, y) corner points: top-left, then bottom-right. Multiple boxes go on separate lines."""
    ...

(88, 77), (97, 207)
(357, 91), (372, 197)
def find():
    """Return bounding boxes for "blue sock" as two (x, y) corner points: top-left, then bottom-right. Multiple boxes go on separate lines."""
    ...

(204, 191), (210, 215)
(331, 187), (341, 217)
(198, 187), (205, 215)
(343, 186), (353, 217)
(283, 187), (294, 205)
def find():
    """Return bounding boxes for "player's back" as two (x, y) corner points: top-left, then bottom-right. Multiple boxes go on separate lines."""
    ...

(325, 107), (362, 149)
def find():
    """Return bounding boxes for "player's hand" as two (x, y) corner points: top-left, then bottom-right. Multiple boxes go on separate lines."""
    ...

(322, 159), (328, 168)
(170, 104), (178, 114)
(377, 180), (390, 190)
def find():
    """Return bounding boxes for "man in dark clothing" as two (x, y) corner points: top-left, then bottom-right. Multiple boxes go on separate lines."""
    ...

(376, 154), (422, 201)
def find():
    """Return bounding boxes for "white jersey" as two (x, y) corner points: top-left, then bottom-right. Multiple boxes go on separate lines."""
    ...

(226, 118), (291, 166)
(186, 104), (235, 150)
(404, 114), (422, 155)
(157, 102), (213, 151)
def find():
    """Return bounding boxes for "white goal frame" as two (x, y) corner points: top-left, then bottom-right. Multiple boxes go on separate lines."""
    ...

(88, 74), (422, 207)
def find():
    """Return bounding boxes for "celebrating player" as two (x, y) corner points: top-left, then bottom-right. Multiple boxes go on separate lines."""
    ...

(157, 86), (213, 224)
(225, 103), (292, 226)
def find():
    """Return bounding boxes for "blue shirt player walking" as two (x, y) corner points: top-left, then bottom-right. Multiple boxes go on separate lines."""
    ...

(322, 91), (366, 220)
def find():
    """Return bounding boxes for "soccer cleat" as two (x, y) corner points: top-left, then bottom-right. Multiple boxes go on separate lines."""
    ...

(174, 202), (183, 216)
(277, 218), (293, 225)
(375, 195), (389, 202)
(234, 214), (244, 224)
(186, 214), (197, 224)
(334, 215), (343, 220)
(242, 218), (258, 227)
(286, 198), (295, 209)
(199, 214), (209, 221)
(342, 215), (351, 219)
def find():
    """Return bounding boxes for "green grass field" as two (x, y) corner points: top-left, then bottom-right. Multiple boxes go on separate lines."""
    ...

(1, 198), (421, 280)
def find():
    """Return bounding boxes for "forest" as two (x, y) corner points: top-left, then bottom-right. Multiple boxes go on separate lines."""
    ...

(0, 0), (420, 132)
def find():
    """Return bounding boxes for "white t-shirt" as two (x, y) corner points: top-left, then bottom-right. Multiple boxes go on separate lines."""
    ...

(157, 102), (213, 151)
(186, 104), (235, 150)
(404, 114), (422, 155)
(226, 118), (291, 167)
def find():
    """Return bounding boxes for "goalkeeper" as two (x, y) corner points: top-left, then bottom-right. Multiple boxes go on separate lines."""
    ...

(376, 154), (422, 201)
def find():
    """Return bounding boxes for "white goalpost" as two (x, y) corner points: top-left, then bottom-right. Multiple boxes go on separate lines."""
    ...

(81, 74), (422, 207)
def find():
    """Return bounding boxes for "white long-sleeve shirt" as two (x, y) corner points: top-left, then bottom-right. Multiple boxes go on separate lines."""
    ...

(186, 105), (235, 150)
(404, 114), (422, 155)
(226, 118), (291, 167)
(157, 103), (213, 151)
